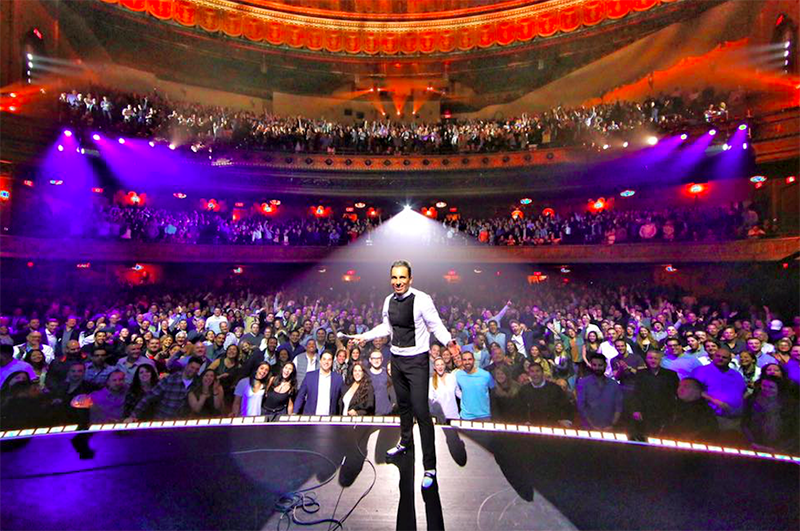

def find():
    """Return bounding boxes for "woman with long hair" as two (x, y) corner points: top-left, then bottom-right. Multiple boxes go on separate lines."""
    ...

(528, 345), (553, 380)
(333, 349), (349, 376)
(188, 369), (225, 417)
(231, 362), (270, 417)
(341, 363), (375, 416)
(263, 362), (297, 419)
(270, 347), (292, 379)
(428, 357), (458, 422)
(737, 350), (761, 396)
(491, 365), (525, 422)
(209, 344), (243, 396)
(123, 364), (158, 419)
(23, 349), (49, 387)
(348, 346), (363, 367)
(581, 330), (603, 378)
(742, 375), (799, 453)
(633, 327), (656, 359)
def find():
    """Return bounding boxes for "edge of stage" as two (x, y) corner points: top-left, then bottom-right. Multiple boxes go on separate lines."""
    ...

(2, 418), (798, 530)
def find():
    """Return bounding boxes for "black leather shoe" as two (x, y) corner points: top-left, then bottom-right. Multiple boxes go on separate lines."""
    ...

(386, 443), (411, 458)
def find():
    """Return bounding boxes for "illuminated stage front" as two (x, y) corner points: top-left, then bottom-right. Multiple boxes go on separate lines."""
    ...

(1, 419), (797, 530)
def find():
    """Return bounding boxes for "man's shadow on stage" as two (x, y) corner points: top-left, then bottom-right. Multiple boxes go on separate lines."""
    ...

(337, 425), (481, 531)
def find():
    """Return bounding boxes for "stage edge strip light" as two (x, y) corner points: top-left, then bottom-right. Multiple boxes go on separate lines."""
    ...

(2, 421), (797, 463)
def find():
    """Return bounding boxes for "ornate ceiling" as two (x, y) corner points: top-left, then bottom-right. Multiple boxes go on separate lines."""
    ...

(59, 0), (722, 108)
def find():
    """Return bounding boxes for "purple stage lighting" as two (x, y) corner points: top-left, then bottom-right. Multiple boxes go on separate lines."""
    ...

(680, 134), (688, 140)
(118, 138), (125, 145)
(708, 129), (717, 136)
(92, 134), (101, 141)
(742, 142), (748, 149)
(738, 124), (747, 131)
(149, 141), (155, 148)
(168, 143), (176, 150)
(57, 145), (64, 152)
(63, 130), (72, 137)
(722, 143), (730, 151)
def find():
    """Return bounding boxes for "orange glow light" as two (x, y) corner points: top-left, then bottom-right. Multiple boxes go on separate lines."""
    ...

(688, 184), (705, 194)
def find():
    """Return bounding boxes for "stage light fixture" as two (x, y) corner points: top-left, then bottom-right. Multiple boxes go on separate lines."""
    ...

(620, 189), (635, 197)
(787, 176), (796, 184)
(118, 138), (125, 144)
(785, 50), (790, 57)
(403, 204), (412, 211)
(63, 130), (72, 137)
(680, 134), (688, 140)
(149, 141), (155, 147)
(436, 201), (447, 208)
(602, 144), (609, 150)
(92, 134), (101, 141)
(738, 124), (747, 131)
(26, 53), (33, 60)
(622, 141), (629, 148)
(57, 145), (64, 152)
(786, 41), (791, 49)
(722, 143), (730, 151)
(168, 143), (176, 150)
(750, 175), (766, 183)
(742, 143), (748, 149)
(647, 136), (658, 145)
(708, 129), (717, 136)
(9, 93), (15, 98)
(520, 198), (532, 205)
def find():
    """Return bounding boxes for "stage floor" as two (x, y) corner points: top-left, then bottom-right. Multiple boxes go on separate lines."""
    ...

(2, 422), (797, 530)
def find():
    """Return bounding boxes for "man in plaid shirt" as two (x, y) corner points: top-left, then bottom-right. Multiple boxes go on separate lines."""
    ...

(127, 357), (202, 421)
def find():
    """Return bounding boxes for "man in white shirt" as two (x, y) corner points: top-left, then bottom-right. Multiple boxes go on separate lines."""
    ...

(206, 308), (228, 334)
(350, 260), (459, 490)
(14, 331), (54, 363)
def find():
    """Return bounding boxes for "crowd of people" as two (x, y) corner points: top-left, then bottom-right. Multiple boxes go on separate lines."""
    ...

(57, 85), (738, 155)
(25, 201), (775, 246)
(1, 280), (797, 454)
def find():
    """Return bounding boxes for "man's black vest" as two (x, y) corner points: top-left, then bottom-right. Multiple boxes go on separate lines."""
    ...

(388, 293), (416, 348)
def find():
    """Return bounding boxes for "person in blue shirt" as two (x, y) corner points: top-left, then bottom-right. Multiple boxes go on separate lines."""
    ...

(455, 351), (495, 421)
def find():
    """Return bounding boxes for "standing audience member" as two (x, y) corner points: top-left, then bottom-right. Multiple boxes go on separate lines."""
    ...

(631, 350), (679, 438)
(429, 357), (459, 422)
(188, 369), (225, 417)
(741, 376), (798, 453)
(128, 356), (203, 421)
(690, 348), (747, 439)
(232, 362), (270, 417)
(576, 354), (623, 430)
(294, 351), (343, 415)
(367, 350), (393, 416)
(519, 362), (572, 426)
(341, 363), (375, 416)
(455, 351), (495, 421)
(263, 362), (296, 419)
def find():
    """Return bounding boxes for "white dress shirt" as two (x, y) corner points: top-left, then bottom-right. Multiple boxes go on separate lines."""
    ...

(315, 371), (332, 415)
(359, 287), (452, 357)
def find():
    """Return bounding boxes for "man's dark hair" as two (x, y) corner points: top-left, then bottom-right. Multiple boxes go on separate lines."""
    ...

(390, 260), (412, 277)
(0, 344), (13, 357)
(320, 350), (334, 360)
(588, 353), (607, 365)
(186, 356), (204, 367)
(681, 377), (705, 391)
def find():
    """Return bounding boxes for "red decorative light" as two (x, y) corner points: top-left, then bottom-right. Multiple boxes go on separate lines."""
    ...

(449, 207), (458, 213)
(345, 207), (354, 212)
(132, 264), (143, 271)
(688, 184), (705, 194)
(76, 262), (91, 269)
(173, 192), (187, 199)
(232, 267), (243, 275)
(787, 176), (797, 184)
(234, 202), (244, 208)
(261, 203), (274, 214)
(783, 262), (789, 269)
(354, 202), (366, 209)
(542, 208), (555, 217)
(754, 182), (764, 189)
(346, 269), (356, 276)
(665, 265), (677, 273)
(91, 187), (103, 194)
(23, 180), (34, 187)
(589, 198), (606, 212)
(131, 194), (141, 204)
(33, 28), (43, 39)
(26, 261), (34, 268)
(511, 208), (523, 219)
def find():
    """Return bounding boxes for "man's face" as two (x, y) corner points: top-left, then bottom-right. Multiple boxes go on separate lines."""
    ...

(46, 321), (58, 333)
(127, 345), (141, 360)
(306, 340), (316, 355)
(369, 352), (383, 369)
(303, 320), (313, 333)
(704, 341), (719, 356)
(219, 322), (229, 334)
(29, 319), (41, 330)
(665, 340), (681, 356)
(614, 340), (627, 356)
(147, 338), (160, 353)
(706, 323), (718, 337)
(320, 353), (333, 372)
(528, 365), (544, 385)
(68, 363), (86, 382)
(28, 332), (42, 346)
(712, 349), (732, 369)
(290, 330), (300, 343)
(316, 329), (327, 344)
(65, 340), (81, 357)
(95, 331), (107, 344)
(488, 321), (498, 333)
(746, 338), (761, 354)
(677, 380), (701, 402)
(645, 351), (662, 370)
(722, 327), (736, 341)
(194, 342), (206, 357)
(510, 322), (520, 335)
(215, 334), (225, 346)
(214, 308), (222, 317)
(107, 372), (125, 393)
(695, 331), (707, 343)
(184, 362), (201, 379)
(390, 266), (412, 296)
(687, 337), (699, 351)
(590, 358), (606, 376)
(110, 313), (120, 324)
(267, 337), (278, 351)
(251, 323), (260, 335)
(462, 353), (475, 373)
(791, 346), (800, 362)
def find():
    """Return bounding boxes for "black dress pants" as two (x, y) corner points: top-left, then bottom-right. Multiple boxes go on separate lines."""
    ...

(391, 351), (436, 470)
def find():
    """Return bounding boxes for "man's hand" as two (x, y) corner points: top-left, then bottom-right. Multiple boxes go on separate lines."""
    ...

(447, 341), (461, 357)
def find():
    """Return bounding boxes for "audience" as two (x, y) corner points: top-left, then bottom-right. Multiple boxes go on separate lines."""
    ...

(0, 276), (797, 454)
(58, 86), (737, 155)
